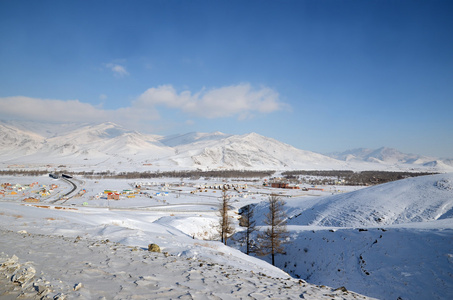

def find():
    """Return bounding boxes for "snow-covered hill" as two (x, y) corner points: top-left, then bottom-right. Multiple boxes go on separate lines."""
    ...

(159, 131), (231, 147)
(0, 121), (350, 170)
(327, 147), (453, 171)
(283, 173), (453, 227)
(1, 228), (372, 300)
(248, 173), (453, 300)
(0, 121), (175, 168)
(1, 120), (452, 172)
(45, 122), (174, 158)
(160, 132), (349, 170)
(0, 123), (44, 159)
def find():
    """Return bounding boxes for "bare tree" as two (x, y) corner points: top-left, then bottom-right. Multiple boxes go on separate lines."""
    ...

(218, 188), (234, 245)
(238, 204), (257, 255)
(258, 194), (288, 266)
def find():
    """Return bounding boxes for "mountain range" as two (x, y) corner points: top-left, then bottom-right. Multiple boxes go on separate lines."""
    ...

(1, 120), (452, 172)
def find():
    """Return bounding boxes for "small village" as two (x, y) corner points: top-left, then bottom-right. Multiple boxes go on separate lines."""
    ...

(0, 173), (355, 212)
(0, 181), (62, 202)
(80, 178), (343, 210)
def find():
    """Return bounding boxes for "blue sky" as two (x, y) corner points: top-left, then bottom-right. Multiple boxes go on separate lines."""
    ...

(1, 0), (452, 158)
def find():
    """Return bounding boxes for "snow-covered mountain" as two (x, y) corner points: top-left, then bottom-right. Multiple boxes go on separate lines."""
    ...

(0, 121), (349, 170)
(159, 131), (231, 147)
(0, 123), (45, 159)
(0, 120), (451, 172)
(44, 122), (173, 157)
(159, 132), (348, 170)
(327, 147), (453, 171)
(0, 121), (175, 167)
(327, 147), (423, 163)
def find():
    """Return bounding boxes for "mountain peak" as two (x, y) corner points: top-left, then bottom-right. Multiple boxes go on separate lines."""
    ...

(1, 121), (451, 172)
(160, 131), (230, 147)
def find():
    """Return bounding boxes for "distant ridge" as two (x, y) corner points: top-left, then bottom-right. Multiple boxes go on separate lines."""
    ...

(326, 147), (453, 170)
(0, 120), (452, 172)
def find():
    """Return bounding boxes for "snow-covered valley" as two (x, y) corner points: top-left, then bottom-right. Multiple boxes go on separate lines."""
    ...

(0, 172), (452, 299)
(1, 120), (452, 299)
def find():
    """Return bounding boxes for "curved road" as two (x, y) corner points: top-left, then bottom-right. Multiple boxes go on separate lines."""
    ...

(61, 178), (77, 197)
(49, 177), (78, 204)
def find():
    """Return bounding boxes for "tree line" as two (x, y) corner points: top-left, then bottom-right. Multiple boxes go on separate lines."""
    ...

(1, 169), (436, 186)
(0, 169), (275, 180)
(282, 170), (436, 186)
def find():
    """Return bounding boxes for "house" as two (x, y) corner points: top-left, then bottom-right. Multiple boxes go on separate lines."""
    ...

(23, 197), (39, 203)
(107, 193), (120, 200)
(271, 182), (289, 188)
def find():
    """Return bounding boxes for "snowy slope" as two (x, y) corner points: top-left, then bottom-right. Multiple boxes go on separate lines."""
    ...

(0, 123), (44, 159)
(282, 173), (453, 227)
(1, 120), (452, 171)
(327, 147), (420, 163)
(0, 121), (175, 168)
(163, 132), (350, 170)
(277, 224), (453, 300)
(245, 173), (453, 300)
(0, 119), (90, 138)
(159, 131), (231, 147)
(0, 228), (374, 300)
(327, 147), (453, 171)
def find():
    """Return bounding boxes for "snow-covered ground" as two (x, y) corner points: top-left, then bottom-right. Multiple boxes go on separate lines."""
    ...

(248, 173), (453, 300)
(1, 173), (452, 299)
(1, 229), (371, 300)
(0, 175), (373, 299)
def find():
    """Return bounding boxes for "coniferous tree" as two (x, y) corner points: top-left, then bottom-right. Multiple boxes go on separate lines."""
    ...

(218, 188), (234, 245)
(258, 194), (288, 266)
(239, 204), (257, 255)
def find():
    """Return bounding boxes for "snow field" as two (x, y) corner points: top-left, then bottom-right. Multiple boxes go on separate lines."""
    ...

(271, 226), (453, 300)
(1, 173), (453, 299)
(243, 173), (453, 300)
(0, 229), (374, 299)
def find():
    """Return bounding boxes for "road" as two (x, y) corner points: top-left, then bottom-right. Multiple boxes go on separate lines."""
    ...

(61, 177), (77, 197)
(49, 177), (78, 204)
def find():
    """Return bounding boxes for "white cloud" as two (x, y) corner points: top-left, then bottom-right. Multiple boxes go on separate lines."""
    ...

(136, 83), (286, 119)
(0, 83), (287, 132)
(105, 63), (129, 77)
(0, 96), (159, 126)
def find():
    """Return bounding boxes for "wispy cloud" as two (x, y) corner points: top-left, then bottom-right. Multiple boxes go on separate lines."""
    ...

(0, 83), (288, 131)
(0, 96), (159, 126)
(105, 63), (129, 77)
(136, 83), (287, 119)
